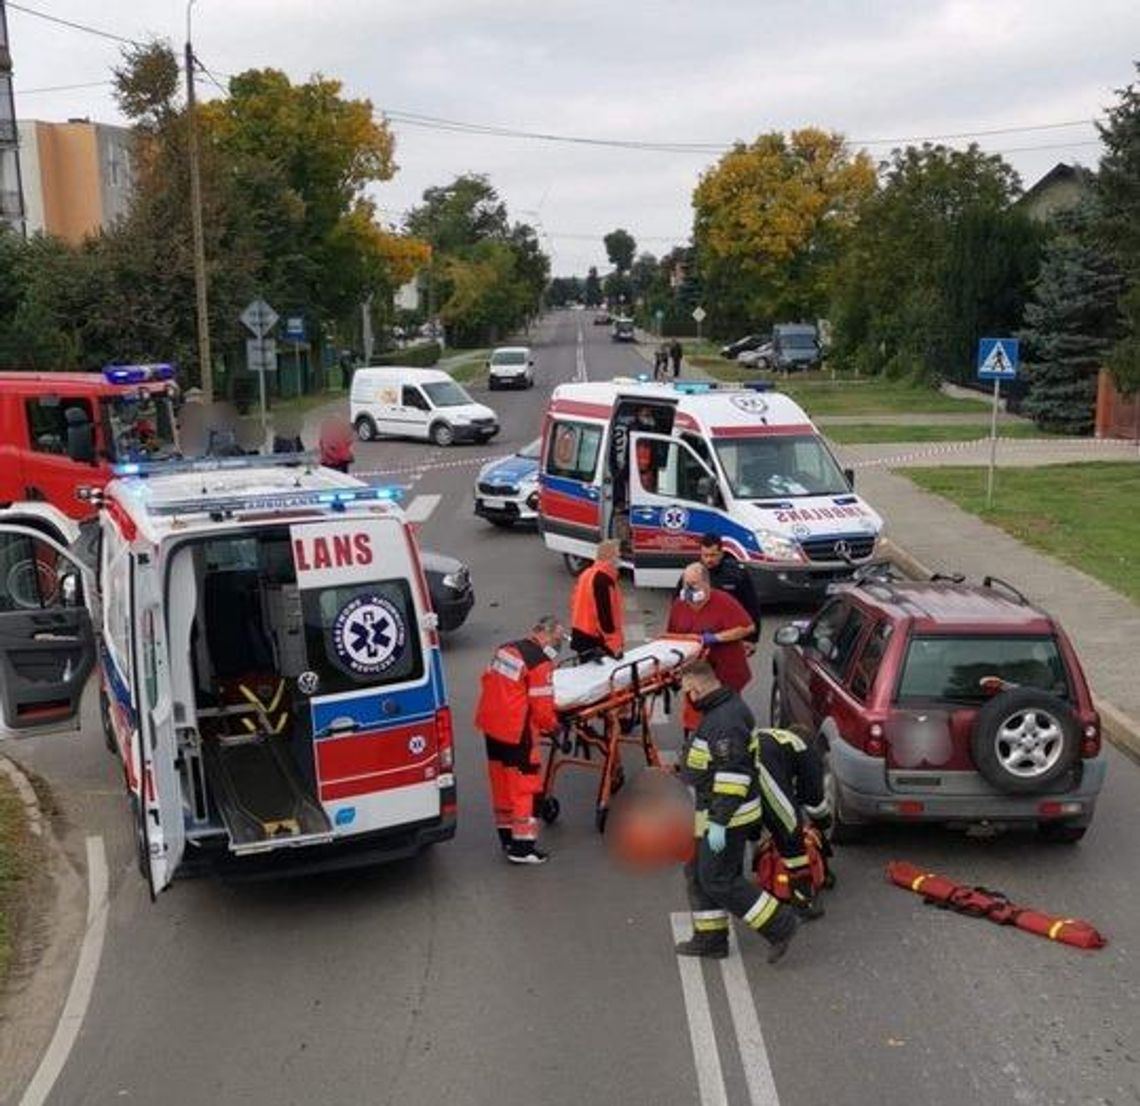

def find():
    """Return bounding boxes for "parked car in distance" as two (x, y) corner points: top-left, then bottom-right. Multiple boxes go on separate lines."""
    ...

(420, 549), (475, 632)
(770, 569), (1105, 844)
(593, 311), (612, 325)
(737, 341), (774, 369)
(488, 346), (535, 390)
(771, 323), (821, 372)
(473, 437), (541, 528)
(720, 334), (767, 360)
(350, 366), (499, 446)
(611, 318), (636, 342)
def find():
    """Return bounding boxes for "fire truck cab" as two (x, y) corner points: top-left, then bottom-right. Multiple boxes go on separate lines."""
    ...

(0, 364), (180, 525)
(0, 457), (456, 893)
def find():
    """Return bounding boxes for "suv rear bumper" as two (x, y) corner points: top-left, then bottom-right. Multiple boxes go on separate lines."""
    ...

(832, 740), (1108, 825)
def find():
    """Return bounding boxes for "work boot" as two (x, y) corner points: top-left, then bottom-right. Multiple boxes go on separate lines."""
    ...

(497, 828), (512, 851)
(507, 841), (549, 865)
(762, 906), (800, 964)
(674, 929), (729, 959)
(790, 873), (825, 921)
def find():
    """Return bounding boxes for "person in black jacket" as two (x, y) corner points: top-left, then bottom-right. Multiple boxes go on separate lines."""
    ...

(674, 534), (762, 646)
(674, 661), (799, 962)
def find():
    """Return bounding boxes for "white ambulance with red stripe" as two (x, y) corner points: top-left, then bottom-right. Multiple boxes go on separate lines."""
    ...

(0, 457), (456, 894)
(537, 379), (884, 601)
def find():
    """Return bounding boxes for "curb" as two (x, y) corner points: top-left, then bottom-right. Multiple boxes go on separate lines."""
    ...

(879, 537), (1140, 764)
(0, 754), (44, 839)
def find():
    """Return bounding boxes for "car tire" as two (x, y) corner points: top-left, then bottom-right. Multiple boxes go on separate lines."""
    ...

(430, 422), (455, 447)
(489, 379), (498, 391)
(355, 416), (377, 443)
(970, 688), (1080, 795)
(769, 681), (789, 728)
(1036, 820), (1088, 844)
(563, 553), (592, 576)
(823, 749), (865, 845)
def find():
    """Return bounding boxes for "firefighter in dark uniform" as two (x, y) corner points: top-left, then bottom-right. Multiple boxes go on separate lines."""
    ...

(474, 616), (565, 865)
(755, 727), (828, 919)
(675, 660), (799, 962)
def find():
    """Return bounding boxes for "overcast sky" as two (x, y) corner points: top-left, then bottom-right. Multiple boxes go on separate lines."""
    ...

(7, 0), (1137, 275)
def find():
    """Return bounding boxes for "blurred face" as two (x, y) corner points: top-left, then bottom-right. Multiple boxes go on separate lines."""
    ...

(699, 544), (723, 571)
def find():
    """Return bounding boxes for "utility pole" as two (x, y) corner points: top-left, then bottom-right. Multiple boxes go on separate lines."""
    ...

(185, 1), (213, 402)
(0, 0), (28, 238)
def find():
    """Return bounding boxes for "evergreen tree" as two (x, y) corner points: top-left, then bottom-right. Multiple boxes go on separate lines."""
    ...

(1019, 198), (1124, 434)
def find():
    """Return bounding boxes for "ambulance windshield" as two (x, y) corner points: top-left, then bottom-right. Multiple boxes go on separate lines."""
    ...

(714, 435), (849, 499)
(105, 392), (178, 462)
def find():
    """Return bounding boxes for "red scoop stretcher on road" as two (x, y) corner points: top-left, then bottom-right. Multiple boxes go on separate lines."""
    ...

(540, 637), (702, 833)
(886, 860), (1107, 950)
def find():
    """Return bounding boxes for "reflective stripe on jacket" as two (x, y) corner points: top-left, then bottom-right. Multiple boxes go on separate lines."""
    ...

(681, 686), (762, 831)
(474, 636), (556, 744)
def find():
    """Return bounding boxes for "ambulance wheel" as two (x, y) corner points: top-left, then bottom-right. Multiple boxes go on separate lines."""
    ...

(563, 553), (591, 576)
(128, 794), (148, 881)
(99, 688), (118, 757)
(539, 796), (561, 825)
(354, 416), (377, 442)
(595, 806), (609, 834)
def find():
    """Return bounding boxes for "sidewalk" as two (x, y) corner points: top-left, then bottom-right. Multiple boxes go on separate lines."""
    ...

(859, 464), (1140, 740)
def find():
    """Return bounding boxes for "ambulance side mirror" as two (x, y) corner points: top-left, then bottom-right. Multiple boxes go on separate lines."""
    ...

(843, 467), (855, 490)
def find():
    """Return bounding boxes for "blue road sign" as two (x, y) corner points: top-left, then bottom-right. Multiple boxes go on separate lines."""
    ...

(977, 337), (1019, 381)
(284, 315), (306, 341)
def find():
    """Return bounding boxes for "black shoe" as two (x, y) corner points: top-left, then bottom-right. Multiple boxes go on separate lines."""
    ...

(497, 828), (512, 851)
(674, 931), (729, 959)
(764, 907), (800, 964)
(794, 896), (825, 921)
(507, 842), (549, 865)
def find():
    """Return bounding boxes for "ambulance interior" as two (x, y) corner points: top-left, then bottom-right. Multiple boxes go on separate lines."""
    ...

(608, 399), (676, 545)
(168, 530), (333, 852)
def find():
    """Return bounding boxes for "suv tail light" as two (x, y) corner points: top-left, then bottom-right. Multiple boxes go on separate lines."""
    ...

(865, 721), (886, 758)
(436, 707), (454, 770)
(1080, 721), (1100, 759)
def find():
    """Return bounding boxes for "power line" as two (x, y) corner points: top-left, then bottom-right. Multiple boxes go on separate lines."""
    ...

(6, 1), (143, 47)
(18, 79), (116, 96)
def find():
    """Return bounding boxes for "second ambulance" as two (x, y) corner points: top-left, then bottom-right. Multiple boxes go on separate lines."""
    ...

(537, 379), (884, 599)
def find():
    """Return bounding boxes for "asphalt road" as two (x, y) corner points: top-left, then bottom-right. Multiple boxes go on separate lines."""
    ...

(6, 310), (1140, 1106)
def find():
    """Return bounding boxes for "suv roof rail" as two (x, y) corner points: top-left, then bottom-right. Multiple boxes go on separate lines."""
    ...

(930, 571), (966, 584)
(982, 575), (1029, 605)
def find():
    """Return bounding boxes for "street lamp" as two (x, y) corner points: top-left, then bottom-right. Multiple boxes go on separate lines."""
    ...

(185, 0), (213, 402)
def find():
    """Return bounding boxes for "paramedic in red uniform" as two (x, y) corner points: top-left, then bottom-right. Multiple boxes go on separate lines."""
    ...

(667, 562), (755, 733)
(474, 616), (565, 865)
(569, 539), (625, 662)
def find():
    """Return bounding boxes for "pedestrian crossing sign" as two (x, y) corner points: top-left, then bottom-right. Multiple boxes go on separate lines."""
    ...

(977, 337), (1019, 380)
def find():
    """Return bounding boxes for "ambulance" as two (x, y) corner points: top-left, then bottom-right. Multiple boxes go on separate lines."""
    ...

(0, 457), (456, 894)
(537, 379), (884, 600)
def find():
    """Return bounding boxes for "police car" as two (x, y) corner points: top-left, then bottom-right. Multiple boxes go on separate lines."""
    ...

(0, 457), (457, 892)
(537, 379), (884, 601)
(473, 438), (542, 528)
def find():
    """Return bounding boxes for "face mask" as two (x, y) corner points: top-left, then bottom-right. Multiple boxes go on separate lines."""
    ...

(683, 587), (706, 604)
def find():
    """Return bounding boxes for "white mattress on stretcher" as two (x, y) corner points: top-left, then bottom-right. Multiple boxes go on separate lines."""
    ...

(553, 638), (701, 712)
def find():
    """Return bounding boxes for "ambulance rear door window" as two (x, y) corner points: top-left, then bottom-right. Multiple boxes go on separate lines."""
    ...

(302, 578), (424, 695)
(546, 420), (602, 483)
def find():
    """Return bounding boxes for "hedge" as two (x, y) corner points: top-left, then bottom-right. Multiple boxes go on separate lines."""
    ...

(370, 342), (442, 368)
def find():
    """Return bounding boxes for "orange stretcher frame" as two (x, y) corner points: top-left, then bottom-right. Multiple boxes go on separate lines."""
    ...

(540, 651), (690, 834)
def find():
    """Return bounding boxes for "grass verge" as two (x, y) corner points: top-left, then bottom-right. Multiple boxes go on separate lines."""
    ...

(445, 349), (491, 384)
(824, 422), (1064, 444)
(0, 769), (40, 986)
(903, 462), (1140, 605)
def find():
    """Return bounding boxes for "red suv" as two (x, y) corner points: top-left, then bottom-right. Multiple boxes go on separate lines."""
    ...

(770, 569), (1105, 843)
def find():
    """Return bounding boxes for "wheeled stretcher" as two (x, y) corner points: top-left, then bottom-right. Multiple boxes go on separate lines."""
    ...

(540, 637), (702, 832)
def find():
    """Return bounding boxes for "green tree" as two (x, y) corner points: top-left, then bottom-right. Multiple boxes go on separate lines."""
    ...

(1097, 63), (1140, 393)
(603, 228), (636, 274)
(584, 266), (603, 306)
(1019, 198), (1124, 433)
(693, 128), (875, 336)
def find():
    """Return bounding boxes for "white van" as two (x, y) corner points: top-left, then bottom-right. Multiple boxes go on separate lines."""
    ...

(537, 379), (884, 602)
(350, 367), (499, 447)
(0, 458), (457, 893)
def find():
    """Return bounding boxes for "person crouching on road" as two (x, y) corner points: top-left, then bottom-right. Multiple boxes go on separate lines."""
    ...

(474, 616), (565, 865)
(570, 539), (625, 663)
(666, 562), (755, 734)
(675, 661), (799, 962)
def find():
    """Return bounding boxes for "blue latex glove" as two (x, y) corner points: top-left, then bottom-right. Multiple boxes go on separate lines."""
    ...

(700, 630), (719, 646)
(706, 822), (727, 854)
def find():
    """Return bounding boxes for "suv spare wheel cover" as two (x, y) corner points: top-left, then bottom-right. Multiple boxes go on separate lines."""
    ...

(969, 687), (1080, 795)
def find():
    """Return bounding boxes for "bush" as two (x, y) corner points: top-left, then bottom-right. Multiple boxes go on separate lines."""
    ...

(369, 342), (441, 368)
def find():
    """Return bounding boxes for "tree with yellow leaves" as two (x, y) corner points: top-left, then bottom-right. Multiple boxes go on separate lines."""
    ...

(691, 128), (875, 336)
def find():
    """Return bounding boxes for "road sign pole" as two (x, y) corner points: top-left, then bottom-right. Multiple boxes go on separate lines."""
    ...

(986, 376), (1000, 508)
(258, 333), (268, 436)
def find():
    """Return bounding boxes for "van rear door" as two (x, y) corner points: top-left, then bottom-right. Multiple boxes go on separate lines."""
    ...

(289, 516), (445, 836)
(538, 416), (606, 558)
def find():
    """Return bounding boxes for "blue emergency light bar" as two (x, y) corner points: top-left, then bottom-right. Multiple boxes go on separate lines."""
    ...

(147, 483), (406, 518)
(112, 453), (321, 479)
(103, 363), (176, 385)
(742, 381), (774, 393)
(672, 381), (715, 394)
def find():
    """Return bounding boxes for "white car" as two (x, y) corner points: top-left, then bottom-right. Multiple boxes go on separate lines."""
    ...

(487, 347), (535, 390)
(473, 438), (541, 527)
(737, 342), (774, 369)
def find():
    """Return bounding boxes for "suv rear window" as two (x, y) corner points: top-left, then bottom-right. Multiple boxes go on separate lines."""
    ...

(896, 635), (1069, 704)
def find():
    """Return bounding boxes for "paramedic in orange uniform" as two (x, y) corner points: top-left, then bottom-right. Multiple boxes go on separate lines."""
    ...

(474, 616), (565, 865)
(569, 539), (625, 662)
(667, 562), (755, 733)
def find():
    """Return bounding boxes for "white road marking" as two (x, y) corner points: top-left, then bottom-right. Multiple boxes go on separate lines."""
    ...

(20, 836), (109, 1106)
(576, 321), (588, 382)
(404, 494), (441, 524)
(671, 912), (729, 1106)
(721, 928), (782, 1106)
